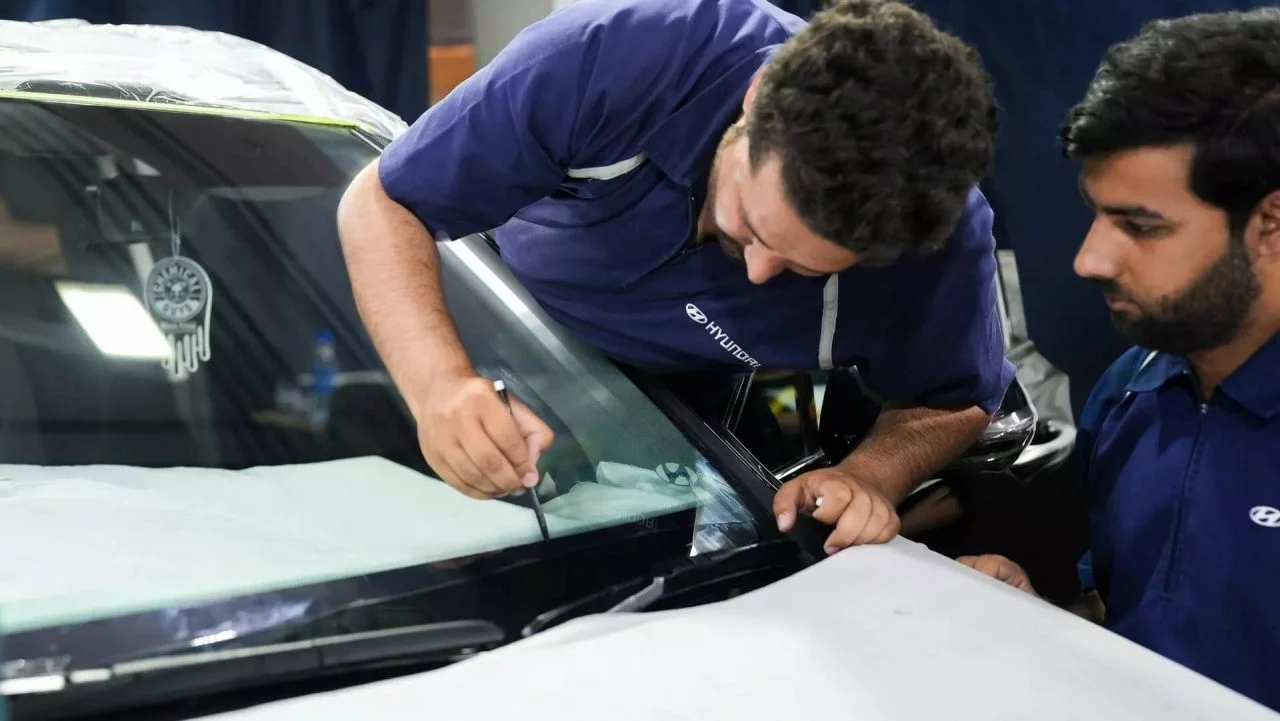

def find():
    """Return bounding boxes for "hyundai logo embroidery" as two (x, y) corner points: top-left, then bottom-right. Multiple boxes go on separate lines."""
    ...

(683, 302), (760, 368)
(1249, 505), (1280, 528)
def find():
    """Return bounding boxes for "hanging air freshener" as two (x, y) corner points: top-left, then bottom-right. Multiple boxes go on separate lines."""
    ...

(144, 194), (213, 381)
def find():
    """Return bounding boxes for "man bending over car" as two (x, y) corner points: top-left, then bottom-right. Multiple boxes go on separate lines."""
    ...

(338, 0), (1014, 553)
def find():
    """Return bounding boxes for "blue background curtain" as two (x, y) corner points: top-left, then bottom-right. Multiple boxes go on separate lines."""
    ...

(0, 0), (428, 123)
(772, 0), (825, 16)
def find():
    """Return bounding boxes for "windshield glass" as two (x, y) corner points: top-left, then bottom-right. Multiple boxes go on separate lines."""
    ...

(0, 98), (759, 638)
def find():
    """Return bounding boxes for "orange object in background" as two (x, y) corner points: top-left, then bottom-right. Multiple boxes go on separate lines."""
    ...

(429, 43), (475, 104)
(427, 0), (476, 105)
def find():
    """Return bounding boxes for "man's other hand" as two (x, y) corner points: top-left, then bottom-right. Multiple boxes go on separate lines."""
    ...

(774, 467), (901, 553)
(415, 374), (555, 499)
(956, 554), (1037, 595)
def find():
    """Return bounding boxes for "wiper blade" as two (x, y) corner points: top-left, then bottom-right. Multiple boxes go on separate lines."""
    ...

(116, 620), (501, 679)
(5, 620), (502, 719)
(607, 576), (667, 614)
(521, 540), (801, 636)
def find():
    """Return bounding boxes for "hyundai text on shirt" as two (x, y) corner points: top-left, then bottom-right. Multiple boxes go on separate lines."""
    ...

(377, 0), (1015, 415)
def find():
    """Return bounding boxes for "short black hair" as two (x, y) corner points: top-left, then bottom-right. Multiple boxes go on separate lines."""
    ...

(746, 0), (997, 265)
(1061, 8), (1280, 237)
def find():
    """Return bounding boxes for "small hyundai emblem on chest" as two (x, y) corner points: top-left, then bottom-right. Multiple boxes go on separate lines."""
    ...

(1249, 506), (1280, 528)
(685, 303), (708, 325)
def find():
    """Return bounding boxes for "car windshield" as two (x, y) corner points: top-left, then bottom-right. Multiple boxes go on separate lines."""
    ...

(0, 97), (759, 639)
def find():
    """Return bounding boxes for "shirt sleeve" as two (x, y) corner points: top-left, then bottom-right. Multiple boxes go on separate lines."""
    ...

(853, 188), (1016, 415)
(375, 12), (591, 240)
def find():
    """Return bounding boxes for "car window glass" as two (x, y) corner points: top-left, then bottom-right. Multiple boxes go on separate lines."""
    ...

(714, 368), (894, 481)
(0, 98), (758, 635)
(716, 370), (829, 473)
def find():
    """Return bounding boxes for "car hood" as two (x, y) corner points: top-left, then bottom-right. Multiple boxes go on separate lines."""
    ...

(203, 538), (1277, 721)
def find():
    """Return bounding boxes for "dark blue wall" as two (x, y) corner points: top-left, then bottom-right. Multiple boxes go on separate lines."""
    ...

(0, 0), (428, 123)
(773, 0), (825, 16)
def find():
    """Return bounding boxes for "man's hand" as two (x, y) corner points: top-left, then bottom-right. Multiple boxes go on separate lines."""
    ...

(770, 405), (989, 554)
(338, 163), (550, 500)
(415, 374), (555, 499)
(956, 554), (1037, 595)
(774, 467), (901, 553)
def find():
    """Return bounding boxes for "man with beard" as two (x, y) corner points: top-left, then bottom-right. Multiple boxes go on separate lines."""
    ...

(960, 8), (1280, 711)
(338, 0), (1013, 552)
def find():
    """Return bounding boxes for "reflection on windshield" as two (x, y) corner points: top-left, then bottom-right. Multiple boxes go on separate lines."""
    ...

(0, 98), (758, 640)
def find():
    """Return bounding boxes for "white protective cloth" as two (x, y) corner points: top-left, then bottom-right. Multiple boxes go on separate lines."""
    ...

(0, 19), (408, 141)
(204, 536), (1280, 721)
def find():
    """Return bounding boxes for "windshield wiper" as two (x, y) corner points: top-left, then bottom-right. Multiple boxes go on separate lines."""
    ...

(5, 620), (503, 720)
(520, 540), (802, 636)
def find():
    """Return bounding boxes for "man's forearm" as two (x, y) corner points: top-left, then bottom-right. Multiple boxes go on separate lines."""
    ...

(835, 404), (990, 504)
(336, 161), (474, 418)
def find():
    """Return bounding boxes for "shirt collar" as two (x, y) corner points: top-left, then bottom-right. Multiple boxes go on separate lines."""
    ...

(638, 45), (781, 189)
(1124, 350), (1190, 393)
(1125, 330), (1280, 419)
(1219, 329), (1280, 419)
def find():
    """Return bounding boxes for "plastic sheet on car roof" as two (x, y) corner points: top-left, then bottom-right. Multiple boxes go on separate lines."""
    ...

(0, 18), (409, 141)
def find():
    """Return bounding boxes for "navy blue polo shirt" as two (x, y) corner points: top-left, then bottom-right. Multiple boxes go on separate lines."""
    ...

(1078, 333), (1280, 711)
(378, 0), (1015, 413)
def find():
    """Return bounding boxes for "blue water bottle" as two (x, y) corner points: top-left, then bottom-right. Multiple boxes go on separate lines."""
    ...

(309, 328), (338, 426)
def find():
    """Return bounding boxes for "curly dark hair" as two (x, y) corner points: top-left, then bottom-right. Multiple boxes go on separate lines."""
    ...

(1060, 8), (1280, 239)
(746, 0), (997, 265)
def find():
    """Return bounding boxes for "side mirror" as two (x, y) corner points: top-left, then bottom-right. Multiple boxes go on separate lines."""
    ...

(815, 368), (1040, 479)
(939, 378), (1037, 477)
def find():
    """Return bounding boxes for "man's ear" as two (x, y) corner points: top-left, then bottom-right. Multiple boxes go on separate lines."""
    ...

(1255, 191), (1280, 258)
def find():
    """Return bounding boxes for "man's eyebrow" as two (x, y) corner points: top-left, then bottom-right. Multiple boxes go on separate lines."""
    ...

(1078, 177), (1169, 221)
(741, 209), (827, 275)
(1099, 204), (1169, 221)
